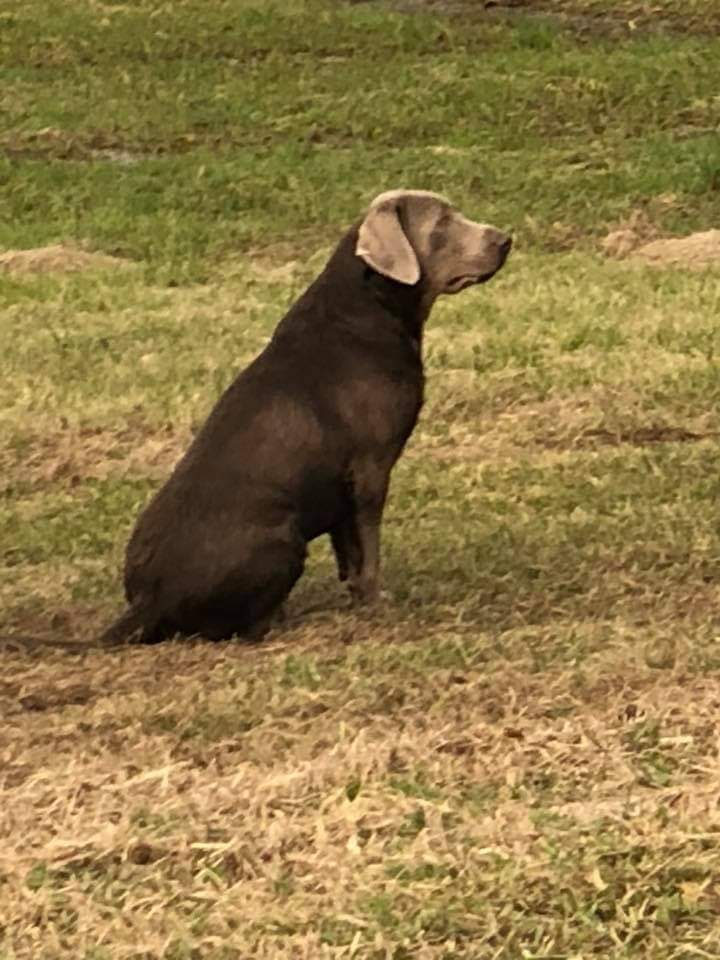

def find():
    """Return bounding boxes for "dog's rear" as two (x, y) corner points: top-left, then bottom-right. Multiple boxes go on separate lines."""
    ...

(101, 190), (511, 644)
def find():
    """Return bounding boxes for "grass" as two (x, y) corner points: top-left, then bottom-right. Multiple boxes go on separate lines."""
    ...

(2, 0), (720, 279)
(3, 0), (720, 957)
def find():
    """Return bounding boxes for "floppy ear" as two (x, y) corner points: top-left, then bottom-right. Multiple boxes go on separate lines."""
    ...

(356, 201), (420, 285)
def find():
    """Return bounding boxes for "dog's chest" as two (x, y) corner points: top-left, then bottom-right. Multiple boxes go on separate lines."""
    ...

(340, 365), (423, 454)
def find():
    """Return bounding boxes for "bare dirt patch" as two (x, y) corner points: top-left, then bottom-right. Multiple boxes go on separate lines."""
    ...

(603, 228), (720, 269)
(387, 0), (720, 37)
(576, 424), (715, 447)
(1, 420), (191, 495)
(415, 389), (719, 467)
(633, 230), (720, 268)
(0, 244), (131, 275)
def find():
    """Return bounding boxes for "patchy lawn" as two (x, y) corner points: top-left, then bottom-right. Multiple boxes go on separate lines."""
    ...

(2, 1), (720, 957)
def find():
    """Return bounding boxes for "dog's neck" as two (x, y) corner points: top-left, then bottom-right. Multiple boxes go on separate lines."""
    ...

(327, 226), (435, 346)
(362, 268), (435, 343)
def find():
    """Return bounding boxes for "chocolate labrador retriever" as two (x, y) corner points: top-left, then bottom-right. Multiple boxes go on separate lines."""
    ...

(99, 189), (511, 644)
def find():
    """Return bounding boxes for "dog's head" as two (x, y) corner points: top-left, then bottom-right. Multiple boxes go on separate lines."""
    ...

(356, 189), (511, 295)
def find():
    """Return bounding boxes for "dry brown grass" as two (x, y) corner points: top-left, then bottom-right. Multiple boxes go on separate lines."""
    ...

(3, 625), (720, 958)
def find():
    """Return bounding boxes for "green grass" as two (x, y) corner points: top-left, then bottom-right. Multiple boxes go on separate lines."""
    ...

(2, 0), (720, 279)
(3, 1), (720, 958)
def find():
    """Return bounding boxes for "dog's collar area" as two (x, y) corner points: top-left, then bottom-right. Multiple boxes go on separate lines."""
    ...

(356, 265), (427, 347)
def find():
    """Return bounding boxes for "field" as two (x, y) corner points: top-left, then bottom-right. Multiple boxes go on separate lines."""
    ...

(3, 0), (720, 956)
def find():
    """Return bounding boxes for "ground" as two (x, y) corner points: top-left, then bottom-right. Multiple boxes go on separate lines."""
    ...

(2, 1), (720, 957)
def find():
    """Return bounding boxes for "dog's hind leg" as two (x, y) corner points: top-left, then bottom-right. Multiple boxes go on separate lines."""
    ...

(188, 545), (305, 642)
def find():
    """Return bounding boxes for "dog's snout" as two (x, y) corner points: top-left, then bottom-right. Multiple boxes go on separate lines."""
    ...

(481, 227), (512, 260)
(498, 235), (512, 260)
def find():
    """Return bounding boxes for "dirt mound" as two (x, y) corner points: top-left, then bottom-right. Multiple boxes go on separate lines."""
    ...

(602, 229), (720, 268)
(0, 244), (130, 275)
(634, 230), (720, 268)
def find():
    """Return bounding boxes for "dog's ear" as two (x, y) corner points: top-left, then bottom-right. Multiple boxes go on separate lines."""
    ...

(356, 199), (420, 285)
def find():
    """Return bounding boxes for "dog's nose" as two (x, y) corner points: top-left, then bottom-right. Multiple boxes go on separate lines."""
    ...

(498, 236), (512, 259)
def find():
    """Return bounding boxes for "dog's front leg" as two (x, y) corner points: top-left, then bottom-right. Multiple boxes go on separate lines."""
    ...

(343, 462), (392, 606)
(330, 520), (362, 584)
(347, 512), (381, 605)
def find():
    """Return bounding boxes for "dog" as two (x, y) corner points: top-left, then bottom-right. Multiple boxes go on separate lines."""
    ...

(98, 189), (511, 645)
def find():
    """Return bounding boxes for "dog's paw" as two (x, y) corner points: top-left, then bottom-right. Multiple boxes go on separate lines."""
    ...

(348, 581), (388, 608)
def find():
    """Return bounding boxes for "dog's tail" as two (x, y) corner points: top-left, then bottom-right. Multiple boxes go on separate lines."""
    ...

(95, 601), (153, 647)
(0, 601), (153, 654)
